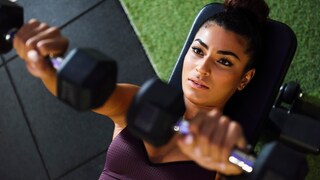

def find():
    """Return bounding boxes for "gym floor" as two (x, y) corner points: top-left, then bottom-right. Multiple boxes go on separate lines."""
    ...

(0, 0), (156, 179)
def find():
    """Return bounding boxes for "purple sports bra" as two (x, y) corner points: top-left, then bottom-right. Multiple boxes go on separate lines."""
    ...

(99, 127), (216, 180)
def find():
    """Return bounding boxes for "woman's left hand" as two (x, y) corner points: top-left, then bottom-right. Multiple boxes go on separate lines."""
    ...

(177, 109), (247, 175)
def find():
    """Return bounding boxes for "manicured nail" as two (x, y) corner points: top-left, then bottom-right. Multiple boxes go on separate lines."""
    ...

(215, 163), (227, 171)
(184, 134), (193, 145)
(194, 147), (202, 157)
(217, 163), (226, 171)
(27, 50), (39, 63)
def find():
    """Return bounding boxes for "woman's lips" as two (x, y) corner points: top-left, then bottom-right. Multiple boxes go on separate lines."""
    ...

(188, 78), (209, 89)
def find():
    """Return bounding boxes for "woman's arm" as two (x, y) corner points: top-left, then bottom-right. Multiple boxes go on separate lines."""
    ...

(93, 83), (139, 129)
(13, 19), (138, 131)
(13, 19), (66, 96)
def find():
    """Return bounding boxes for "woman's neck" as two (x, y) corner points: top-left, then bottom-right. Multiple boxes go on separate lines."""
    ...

(184, 96), (223, 120)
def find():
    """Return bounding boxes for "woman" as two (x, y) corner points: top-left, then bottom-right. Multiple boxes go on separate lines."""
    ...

(13, 0), (269, 179)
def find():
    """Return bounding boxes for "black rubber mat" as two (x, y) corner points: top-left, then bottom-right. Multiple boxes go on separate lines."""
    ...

(0, 0), (156, 179)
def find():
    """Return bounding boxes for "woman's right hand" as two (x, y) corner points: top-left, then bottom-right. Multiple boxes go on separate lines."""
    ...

(13, 19), (69, 79)
(177, 109), (247, 176)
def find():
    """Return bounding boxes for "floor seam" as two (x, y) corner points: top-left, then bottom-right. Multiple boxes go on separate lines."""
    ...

(54, 150), (106, 180)
(2, 56), (52, 180)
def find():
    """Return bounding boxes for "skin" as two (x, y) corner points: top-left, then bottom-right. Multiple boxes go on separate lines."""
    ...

(177, 23), (255, 176)
(182, 23), (255, 116)
(13, 19), (255, 177)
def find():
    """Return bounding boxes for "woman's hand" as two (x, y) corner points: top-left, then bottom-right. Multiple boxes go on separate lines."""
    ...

(13, 19), (69, 79)
(177, 109), (247, 175)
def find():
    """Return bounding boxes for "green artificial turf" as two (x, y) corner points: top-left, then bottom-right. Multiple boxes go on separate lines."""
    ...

(120, 0), (320, 179)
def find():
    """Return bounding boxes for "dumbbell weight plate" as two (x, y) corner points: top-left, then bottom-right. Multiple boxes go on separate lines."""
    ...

(58, 48), (117, 110)
(0, 0), (24, 54)
(126, 78), (185, 147)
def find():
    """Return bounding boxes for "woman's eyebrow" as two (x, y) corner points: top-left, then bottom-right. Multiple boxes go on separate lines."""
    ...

(217, 50), (240, 61)
(194, 39), (208, 49)
(194, 38), (240, 61)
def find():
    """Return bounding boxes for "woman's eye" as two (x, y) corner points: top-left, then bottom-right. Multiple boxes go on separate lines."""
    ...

(217, 58), (233, 67)
(191, 47), (204, 56)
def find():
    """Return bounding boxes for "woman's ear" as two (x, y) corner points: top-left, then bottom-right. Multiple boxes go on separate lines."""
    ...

(237, 68), (256, 91)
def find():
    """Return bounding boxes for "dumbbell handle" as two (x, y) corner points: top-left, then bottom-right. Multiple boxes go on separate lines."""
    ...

(173, 120), (256, 173)
(6, 28), (64, 70)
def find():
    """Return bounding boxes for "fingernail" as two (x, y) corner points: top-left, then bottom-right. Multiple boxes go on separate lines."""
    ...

(218, 163), (226, 171)
(184, 134), (193, 145)
(194, 147), (202, 157)
(27, 50), (40, 63)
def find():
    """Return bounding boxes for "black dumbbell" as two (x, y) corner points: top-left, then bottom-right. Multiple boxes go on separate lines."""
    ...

(126, 78), (255, 172)
(0, 0), (117, 110)
(250, 141), (308, 180)
(127, 77), (186, 147)
(0, 0), (23, 54)
(126, 78), (308, 179)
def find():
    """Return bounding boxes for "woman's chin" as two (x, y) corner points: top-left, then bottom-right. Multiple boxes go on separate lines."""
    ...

(184, 93), (209, 107)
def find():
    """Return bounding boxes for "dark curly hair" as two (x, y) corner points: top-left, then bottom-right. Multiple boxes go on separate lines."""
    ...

(202, 0), (270, 73)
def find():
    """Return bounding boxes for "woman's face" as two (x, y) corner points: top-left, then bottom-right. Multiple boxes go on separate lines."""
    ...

(182, 23), (255, 110)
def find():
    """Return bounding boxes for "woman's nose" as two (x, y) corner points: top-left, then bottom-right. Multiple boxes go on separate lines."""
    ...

(196, 59), (210, 76)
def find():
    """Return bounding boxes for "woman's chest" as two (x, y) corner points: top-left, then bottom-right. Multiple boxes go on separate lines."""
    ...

(104, 128), (216, 179)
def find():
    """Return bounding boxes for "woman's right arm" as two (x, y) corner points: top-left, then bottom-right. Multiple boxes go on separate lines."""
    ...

(92, 83), (139, 129)
(14, 19), (137, 130)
